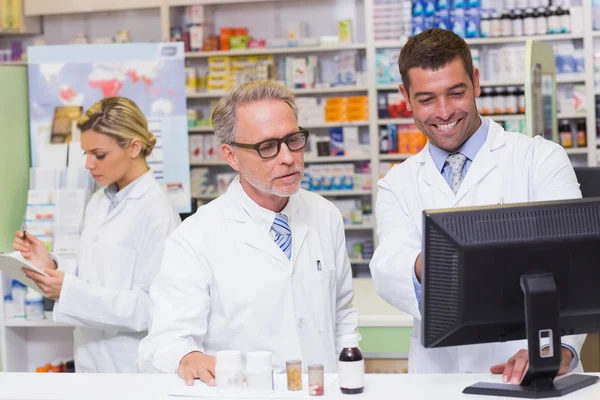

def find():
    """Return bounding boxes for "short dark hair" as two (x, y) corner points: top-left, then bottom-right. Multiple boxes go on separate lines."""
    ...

(398, 28), (474, 95)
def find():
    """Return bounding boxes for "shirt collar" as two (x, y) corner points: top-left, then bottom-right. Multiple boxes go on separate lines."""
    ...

(235, 176), (294, 233)
(104, 170), (151, 208)
(428, 116), (489, 172)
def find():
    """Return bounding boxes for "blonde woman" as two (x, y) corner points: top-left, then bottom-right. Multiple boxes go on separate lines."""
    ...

(12, 97), (181, 373)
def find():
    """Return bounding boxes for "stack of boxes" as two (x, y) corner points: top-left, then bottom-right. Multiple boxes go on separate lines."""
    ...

(377, 92), (412, 118)
(284, 56), (319, 89)
(373, 0), (412, 41)
(230, 55), (275, 86)
(188, 135), (223, 163)
(301, 163), (372, 192)
(375, 49), (402, 85)
(219, 27), (249, 51)
(297, 97), (325, 126)
(207, 56), (234, 92)
(379, 124), (427, 155)
(412, 0), (476, 38)
(325, 96), (369, 123)
(328, 126), (363, 157)
(189, 56), (276, 94)
(183, 5), (212, 52)
(190, 168), (214, 198)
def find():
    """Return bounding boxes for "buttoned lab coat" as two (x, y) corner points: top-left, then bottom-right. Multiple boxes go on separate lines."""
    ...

(370, 118), (586, 373)
(52, 172), (181, 373)
(138, 177), (359, 374)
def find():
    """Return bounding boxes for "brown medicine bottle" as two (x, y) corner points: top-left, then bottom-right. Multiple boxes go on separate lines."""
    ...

(338, 333), (364, 394)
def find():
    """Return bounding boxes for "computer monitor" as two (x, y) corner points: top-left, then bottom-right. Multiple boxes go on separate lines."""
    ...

(574, 167), (600, 198)
(422, 198), (600, 398)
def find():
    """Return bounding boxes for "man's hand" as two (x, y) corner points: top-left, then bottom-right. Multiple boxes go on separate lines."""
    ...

(415, 253), (423, 283)
(23, 268), (64, 300)
(178, 351), (216, 386)
(490, 347), (573, 384)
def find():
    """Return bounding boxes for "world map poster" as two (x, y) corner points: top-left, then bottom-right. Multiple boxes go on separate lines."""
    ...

(27, 42), (191, 213)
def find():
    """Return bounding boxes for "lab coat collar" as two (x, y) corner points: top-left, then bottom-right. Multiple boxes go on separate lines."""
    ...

(97, 171), (156, 228)
(223, 176), (305, 268)
(413, 117), (505, 204)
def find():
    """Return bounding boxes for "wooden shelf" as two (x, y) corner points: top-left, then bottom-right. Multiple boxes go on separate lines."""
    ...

(194, 194), (219, 200)
(565, 148), (588, 155)
(379, 154), (414, 161)
(465, 33), (583, 45)
(557, 113), (587, 120)
(305, 155), (370, 163)
(479, 74), (586, 87)
(378, 118), (413, 125)
(314, 190), (372, 197)
(489, 114), (526, 121)
(24, 0), (160, 15)
(185, 43), (366, 58)
(345, 224), (374, 231)
(302, 121), (370, 128)
(374, 33), (583, 49)
(190, 160), (229, 166)
(0, 61), (27, 66)
(4, 316), (70, 328)
(170, 0), (297, 6)
(187, 86), (369, 99)
(188, 126), (214, 133)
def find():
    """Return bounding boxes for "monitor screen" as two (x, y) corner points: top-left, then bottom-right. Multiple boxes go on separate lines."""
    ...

(422, 198), (600, 349)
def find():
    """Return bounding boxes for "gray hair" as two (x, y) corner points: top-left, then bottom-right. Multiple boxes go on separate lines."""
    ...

(211, 80), (299, 145)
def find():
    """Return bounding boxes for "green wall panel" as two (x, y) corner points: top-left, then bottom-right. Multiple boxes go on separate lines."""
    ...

(0, 66), (30, 253)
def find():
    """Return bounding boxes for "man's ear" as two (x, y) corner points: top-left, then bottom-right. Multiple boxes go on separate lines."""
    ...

(472, 67), (481, 98)
(222, 144), (240, 172)
(399, 84), (412, 112)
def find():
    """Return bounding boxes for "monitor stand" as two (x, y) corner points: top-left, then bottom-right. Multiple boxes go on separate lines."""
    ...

(463, 273), (599, 398)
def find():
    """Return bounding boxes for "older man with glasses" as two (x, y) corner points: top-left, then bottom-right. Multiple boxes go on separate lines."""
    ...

(138, 80), (360, 384)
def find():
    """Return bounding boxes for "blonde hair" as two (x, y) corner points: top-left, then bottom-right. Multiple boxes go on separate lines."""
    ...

(77, 97), (156, 157)
(212, 80), (299, 145)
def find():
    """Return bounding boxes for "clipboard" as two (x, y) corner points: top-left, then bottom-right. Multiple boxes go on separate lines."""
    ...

(0, 252), (49, 295)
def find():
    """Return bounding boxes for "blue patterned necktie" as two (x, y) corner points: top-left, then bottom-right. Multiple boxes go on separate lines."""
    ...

(271, 213), (292, 260)
(447, 152), (467, 195)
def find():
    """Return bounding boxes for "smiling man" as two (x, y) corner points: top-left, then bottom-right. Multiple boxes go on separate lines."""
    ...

(369, 28), (585, 382)
(138, 81), (359, 384)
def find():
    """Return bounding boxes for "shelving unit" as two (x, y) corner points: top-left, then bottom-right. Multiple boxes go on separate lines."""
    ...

(0, 279), (75, 372)
(182, 0), (598, 277)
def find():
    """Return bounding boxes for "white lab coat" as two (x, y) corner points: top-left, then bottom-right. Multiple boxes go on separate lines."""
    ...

(138, 177), (359, 374)
(370, 118), (586, 373)
(52, 172), (181, 373)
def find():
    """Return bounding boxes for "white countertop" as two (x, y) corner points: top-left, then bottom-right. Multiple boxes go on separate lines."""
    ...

(352, 278), (413, 327)
(0, 373), (598, 400)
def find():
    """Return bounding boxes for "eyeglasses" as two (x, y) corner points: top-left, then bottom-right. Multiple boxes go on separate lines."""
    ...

(229, 128), (309, 159)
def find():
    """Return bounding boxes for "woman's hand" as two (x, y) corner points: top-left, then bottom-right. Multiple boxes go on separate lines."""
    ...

(22, 268), (65, 300)
(12, 231), (57, 271)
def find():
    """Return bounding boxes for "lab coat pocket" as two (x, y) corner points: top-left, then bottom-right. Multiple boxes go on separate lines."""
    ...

(93, 243), (137, 290)
(315, 268), (336, 333)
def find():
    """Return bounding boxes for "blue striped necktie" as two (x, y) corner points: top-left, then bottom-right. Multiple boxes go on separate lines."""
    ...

(271, 213), (292, 260)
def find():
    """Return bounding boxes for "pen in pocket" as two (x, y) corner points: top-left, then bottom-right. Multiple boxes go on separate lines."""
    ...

(317, 260), (321, 272)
